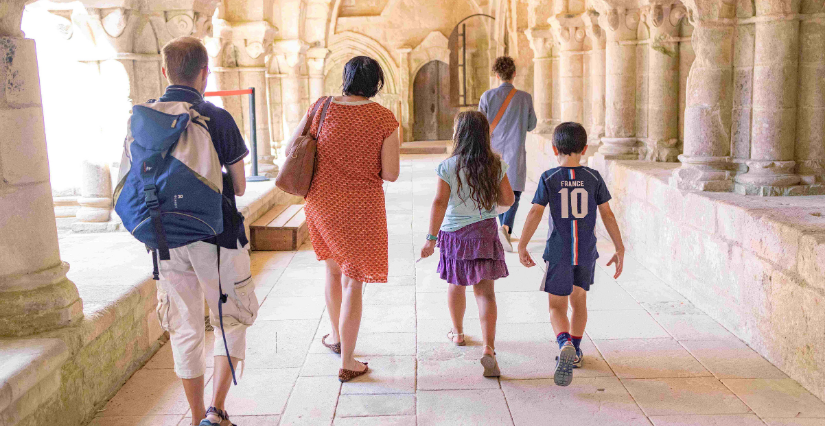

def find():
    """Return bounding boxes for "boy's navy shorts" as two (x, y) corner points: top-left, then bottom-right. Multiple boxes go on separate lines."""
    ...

(540, 261), (596, 296)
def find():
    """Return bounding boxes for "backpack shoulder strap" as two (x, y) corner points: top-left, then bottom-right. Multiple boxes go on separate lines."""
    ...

(302, 97), (327, 137)
(490, 88), (517, 135)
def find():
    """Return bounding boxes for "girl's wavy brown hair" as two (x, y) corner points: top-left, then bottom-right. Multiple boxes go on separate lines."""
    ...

(451, 111), (502, 211)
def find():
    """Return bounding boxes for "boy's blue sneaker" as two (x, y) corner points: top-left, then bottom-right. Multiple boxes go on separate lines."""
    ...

(554, 341), (576, 386)
(572, 348), (583, 368)
(199, 407), (236, 426)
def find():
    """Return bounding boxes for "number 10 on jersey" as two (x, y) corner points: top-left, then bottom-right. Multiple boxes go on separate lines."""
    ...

(559, 188), (588, 219)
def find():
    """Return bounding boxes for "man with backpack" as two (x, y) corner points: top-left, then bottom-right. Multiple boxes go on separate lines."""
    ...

(479, 56), (538, 253)
(114, 37), (255, 426)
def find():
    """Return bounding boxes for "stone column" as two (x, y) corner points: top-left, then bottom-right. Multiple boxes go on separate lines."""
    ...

(209, 20), (277, 176)
(670, 4), (736, 191)
(397, 47), (412, 142)
(584, 12), (606, 147)
(0, 4), (83, 336)
(796, 14), (825, 182)
(597, 7), (641, 158)
(526, 28), (554, 133)
(550, 16), (586, 124)
(272, 40), (310, 150)
(307, 47), (329, 102)
(735, 2), (801, 191)
(645, 2), (685, 162)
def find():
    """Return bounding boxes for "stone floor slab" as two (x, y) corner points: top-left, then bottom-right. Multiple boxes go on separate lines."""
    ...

(98, 369), (190, 416)
(364, 284), (416, 305)
(204, 368), (299, 415)
(495, 324), (613, 380)
(359, 305), (416, 334)
(586, 310), (671, 340)
(618, 279), (687, 303)
(587, 280), (646, 311)
(501, 377), (650, 426)
(417, 389), (514, 426)
(89, 415), (184, 426)
(648, 414), (765, 426)
(721, 379), (825, 418)
(417, 342), (501, 390)
(216, 416), (281, 426)
(279, 376), (340, 425)
(333, 415), (417, 426)
(623, 377), (752, 416)
(595, 338), (712, 379)
(762, 419), (825, 425)
(250, 251), (295, 273)
(244, 320), (318, 369)
(340, 356), (417, 394)
(680, 340), (787, 379)
(335, 394), (416, 417)
(300, 353), (341, 376)
(651, 314), (737, 341)
(256, 295), (326, 321)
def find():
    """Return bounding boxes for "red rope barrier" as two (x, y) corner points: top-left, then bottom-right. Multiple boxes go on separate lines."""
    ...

(203, 89), (254, 97)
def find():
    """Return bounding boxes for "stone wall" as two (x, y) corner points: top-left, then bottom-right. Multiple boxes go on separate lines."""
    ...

(592, 158), (825, 402)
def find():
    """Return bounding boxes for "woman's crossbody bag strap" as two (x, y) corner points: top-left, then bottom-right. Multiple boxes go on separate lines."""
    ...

(300, 97), (327, 137)
(490, 88), (517, 135)
(315, 97), (333, 139)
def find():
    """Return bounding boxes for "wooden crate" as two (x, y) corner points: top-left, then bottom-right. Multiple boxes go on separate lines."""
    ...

(250, 204), (309, 251)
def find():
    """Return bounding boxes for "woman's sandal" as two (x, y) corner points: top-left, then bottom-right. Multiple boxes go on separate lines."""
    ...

(447, 330), (466, 346)
(480, 346), (501, 377)
(338, 362), (369, 382)
(322, 334), (341, 354)
(198, 406), (236, 426)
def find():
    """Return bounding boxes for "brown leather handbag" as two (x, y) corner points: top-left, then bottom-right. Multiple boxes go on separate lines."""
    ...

(276, 97), (332, 197)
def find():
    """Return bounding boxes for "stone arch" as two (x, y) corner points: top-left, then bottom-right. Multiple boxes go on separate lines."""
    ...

(324, 31), (400, 94)
(409, 31), (451, 83)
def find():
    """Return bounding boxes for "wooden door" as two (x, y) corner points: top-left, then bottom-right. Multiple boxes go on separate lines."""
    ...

(413, 61), (456, 141)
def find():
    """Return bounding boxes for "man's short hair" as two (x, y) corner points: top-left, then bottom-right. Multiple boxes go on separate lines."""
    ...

(492, 56), (516, 81)
(553, 122), (588, 155)
(162, 37), (209, 85)
(342, 56), (385, 98)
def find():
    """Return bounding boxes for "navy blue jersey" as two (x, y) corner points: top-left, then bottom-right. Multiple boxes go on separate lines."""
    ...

(532, 166), (611, 265)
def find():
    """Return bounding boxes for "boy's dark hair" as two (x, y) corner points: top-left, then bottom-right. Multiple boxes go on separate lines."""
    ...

(553, 122), (588, 155)
(162, 37), (209, 85)
(342, 56), (385, 98)
(451, 111), (502, 211)
(492, 56), (516, 81)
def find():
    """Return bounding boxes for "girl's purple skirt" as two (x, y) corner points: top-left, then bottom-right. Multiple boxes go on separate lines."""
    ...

(437, 218), (509, 286)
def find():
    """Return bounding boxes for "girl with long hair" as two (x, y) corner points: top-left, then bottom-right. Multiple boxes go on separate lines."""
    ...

(420, 111), (515, 377)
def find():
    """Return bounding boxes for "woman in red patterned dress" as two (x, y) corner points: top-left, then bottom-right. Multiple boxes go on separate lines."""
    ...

(291, 56), (400, 381)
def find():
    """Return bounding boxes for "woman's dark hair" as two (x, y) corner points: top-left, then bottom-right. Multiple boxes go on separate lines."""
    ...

(451, 111), (502, 211)
(553, 122), (588, 155)
(492, 56), (516, 81)
(341, 56), (385, 98)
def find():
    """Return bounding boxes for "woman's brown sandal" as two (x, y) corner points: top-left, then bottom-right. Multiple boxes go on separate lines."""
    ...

(480, 346), (501, 377)
(322, 334), (341, 354)
(447, 330), (466, 346)
(338, 362), (369, 382)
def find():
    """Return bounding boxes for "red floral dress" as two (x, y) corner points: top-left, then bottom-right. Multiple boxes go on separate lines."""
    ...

(304, 99), (399, 282)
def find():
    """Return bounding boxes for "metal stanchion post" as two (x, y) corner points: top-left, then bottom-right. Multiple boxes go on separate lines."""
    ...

(247, 86), (269, 182)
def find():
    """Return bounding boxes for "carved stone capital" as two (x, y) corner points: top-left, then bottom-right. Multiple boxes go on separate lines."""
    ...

(525, 27), (554, 59)
(307, 47), (329, 76)
(270, 39), (310, 75)
(583, 10), (606, 48)
(209, 20), (277, 66)
(598, 7), (641, 41)
(549, 14), (586, 51)
(646, 2), (687, 37)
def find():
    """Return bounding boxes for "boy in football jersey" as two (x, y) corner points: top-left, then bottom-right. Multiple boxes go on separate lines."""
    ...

(517, 122), (625, 387)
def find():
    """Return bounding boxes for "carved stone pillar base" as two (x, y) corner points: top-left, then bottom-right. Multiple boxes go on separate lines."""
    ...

(643, 138), (680, 162)
(734, 160), (802, 195)
(670, 155), (734, 192)
(598, 137), (639, 158)
(0, 263), (83, 337)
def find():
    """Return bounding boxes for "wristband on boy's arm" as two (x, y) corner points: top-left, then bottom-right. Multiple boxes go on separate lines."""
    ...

(426, 234), (438, 241)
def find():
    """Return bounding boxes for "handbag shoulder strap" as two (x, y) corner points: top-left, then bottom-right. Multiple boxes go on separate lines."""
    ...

(301, 97), (327, 137)
(490, 88), (517, 135)
(314, 97), (333, 139)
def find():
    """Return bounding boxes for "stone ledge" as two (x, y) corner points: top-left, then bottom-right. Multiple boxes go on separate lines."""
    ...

(0, 182), (296, 426)
(593, 158), (825, 402)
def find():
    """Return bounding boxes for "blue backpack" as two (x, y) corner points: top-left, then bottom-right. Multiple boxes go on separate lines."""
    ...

(113, 101), (224, 270)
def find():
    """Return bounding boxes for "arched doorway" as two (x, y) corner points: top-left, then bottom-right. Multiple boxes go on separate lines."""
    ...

(413, 61), (456, 141)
